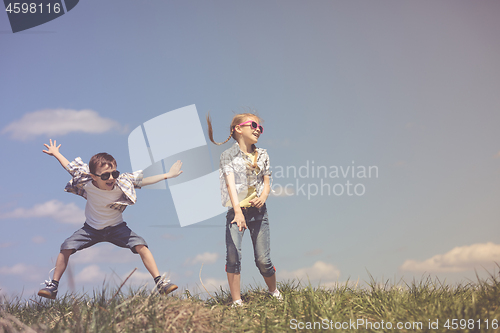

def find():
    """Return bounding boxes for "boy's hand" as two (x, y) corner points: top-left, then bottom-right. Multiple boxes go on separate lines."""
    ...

(42, 139), (70, 169)
(142, 161), (183, 186)
(42, 139), (61, 156)
(166, 160), (183, 179)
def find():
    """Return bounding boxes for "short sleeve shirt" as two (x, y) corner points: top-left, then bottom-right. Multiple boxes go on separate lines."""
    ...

(219, 142), (272, 207)
(64, 157), (144, 213)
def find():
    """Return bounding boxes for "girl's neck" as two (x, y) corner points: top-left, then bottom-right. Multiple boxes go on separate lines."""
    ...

(236, 138), (254, 154)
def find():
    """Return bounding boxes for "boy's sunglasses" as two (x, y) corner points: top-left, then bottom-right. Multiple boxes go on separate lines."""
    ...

(92, 170), (120, 180)
(237, 120), (264, 134)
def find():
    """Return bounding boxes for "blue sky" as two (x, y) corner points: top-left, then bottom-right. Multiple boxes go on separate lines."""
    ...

(1, 0), (500, 299)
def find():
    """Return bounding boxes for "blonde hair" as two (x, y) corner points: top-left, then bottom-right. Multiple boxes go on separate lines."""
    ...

(206, 111), (263, 146)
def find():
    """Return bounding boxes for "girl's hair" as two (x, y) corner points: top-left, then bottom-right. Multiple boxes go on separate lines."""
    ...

(206, 111), (263, 145)
(89, 152), (117, 174)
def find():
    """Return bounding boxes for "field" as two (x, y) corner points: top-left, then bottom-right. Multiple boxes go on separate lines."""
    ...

(1, 272), (500, 332)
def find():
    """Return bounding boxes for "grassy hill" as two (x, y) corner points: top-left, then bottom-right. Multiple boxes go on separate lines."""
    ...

(1, 273), (500, 332)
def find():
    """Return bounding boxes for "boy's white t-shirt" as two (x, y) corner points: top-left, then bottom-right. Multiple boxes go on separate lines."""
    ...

(84, 182), (124, 229)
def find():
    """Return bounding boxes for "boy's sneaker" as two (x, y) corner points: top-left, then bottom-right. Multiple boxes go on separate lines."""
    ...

(269, 289), (283, 301)
(38, 281), (58, 299)
(156, 278), (178, 295)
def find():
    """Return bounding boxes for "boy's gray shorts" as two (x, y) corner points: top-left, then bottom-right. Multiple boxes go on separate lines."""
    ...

(60, 222), (148, 254)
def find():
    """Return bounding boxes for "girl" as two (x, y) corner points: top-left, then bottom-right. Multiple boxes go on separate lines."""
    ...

(207, 112), (282, 306)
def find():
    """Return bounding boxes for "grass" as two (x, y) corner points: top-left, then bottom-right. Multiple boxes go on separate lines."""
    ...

(1, 271), (500, 332)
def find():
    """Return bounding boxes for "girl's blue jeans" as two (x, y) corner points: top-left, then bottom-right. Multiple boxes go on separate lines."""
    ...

(225, 204), (276, 277)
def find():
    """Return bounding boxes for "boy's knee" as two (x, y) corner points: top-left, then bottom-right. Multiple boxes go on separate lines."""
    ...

(60, 249), (74, 256)
(134, 245), (146, 253)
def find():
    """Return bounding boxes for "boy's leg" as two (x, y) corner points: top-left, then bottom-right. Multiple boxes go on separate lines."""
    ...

(134, 245), (177, 295)
(38, 249), (73, 299)
(110, 223), (177, 295)
(53, 249), (73, 281)
(39, 223), (99, 299)
(107, 223), (157, 276)
(135, 245), (160, 278)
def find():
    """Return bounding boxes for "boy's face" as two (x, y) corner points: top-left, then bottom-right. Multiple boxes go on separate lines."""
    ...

(91, 163), (118, 191)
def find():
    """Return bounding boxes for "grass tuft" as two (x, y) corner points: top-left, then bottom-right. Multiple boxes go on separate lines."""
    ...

(2, 271), (500, 332)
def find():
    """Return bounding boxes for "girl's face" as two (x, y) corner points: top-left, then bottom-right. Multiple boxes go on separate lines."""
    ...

(237, 116), (262, 145)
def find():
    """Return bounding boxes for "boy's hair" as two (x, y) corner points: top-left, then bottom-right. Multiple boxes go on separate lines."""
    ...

(89, 153), (117, 174)
(206, 111), (263, 145)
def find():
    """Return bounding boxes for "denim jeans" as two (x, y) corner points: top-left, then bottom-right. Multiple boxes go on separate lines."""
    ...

(225, 204), (275, 277)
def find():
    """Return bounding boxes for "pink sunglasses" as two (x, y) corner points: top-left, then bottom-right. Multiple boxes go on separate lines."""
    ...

(237, 120), (264, 134)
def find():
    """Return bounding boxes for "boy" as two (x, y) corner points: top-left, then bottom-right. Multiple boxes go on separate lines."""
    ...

(38, 139), (182, 299)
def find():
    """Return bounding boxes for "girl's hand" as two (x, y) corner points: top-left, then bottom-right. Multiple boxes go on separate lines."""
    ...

(232, 212), (247, 231)
(166, 160), (183, 179)
(42, 139), (61, 156)
(249, 196), (266, 208)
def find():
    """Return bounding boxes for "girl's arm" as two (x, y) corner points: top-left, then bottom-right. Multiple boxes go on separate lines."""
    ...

(249, 175), (270, 208)
(142, 160), (182, 186)
(42, 139), (70, 169)
(225, 172), (247, 231)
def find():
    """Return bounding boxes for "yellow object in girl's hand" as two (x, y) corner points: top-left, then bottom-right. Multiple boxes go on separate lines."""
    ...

(239, 188), (257, 208)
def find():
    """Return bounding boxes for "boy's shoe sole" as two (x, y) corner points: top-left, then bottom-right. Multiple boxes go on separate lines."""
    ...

(157, 282), (178, 295)
(38, 289), (57, 299)
(162, 284), (178, 294)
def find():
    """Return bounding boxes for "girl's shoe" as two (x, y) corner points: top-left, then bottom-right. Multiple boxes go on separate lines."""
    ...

(38, 281), (58, 299)
(231, 299), (244, 307)
(269, 289), (283, 301)
(156, 279), (178, 295)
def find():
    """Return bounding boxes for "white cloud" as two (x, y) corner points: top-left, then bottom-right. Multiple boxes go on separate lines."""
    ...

(0, 263), (41, 281)
(0, 242), (15, 249)
(2, 109), (126, 140)
(121, 269), (152, 287)
(0, 200), (84, 224)
(400, 242), (500, 273)
(279, 261), (341, 283)
(74, 266), (156, 288)
(185, 252), (219, 266)
(320, 280), (362, 289)
(75, 265), (107, 284)
(71, 244), (137, 264)
(202, 278), (228, 292)
(0, 263), (34, 275)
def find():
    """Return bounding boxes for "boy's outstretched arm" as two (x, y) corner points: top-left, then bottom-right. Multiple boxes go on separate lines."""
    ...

(42, 139), (70, 169)
(142, 160), (183, 186)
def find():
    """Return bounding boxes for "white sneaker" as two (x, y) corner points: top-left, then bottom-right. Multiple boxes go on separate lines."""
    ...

(231, 299), (244, 307)
(269, 289), (283, 301)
